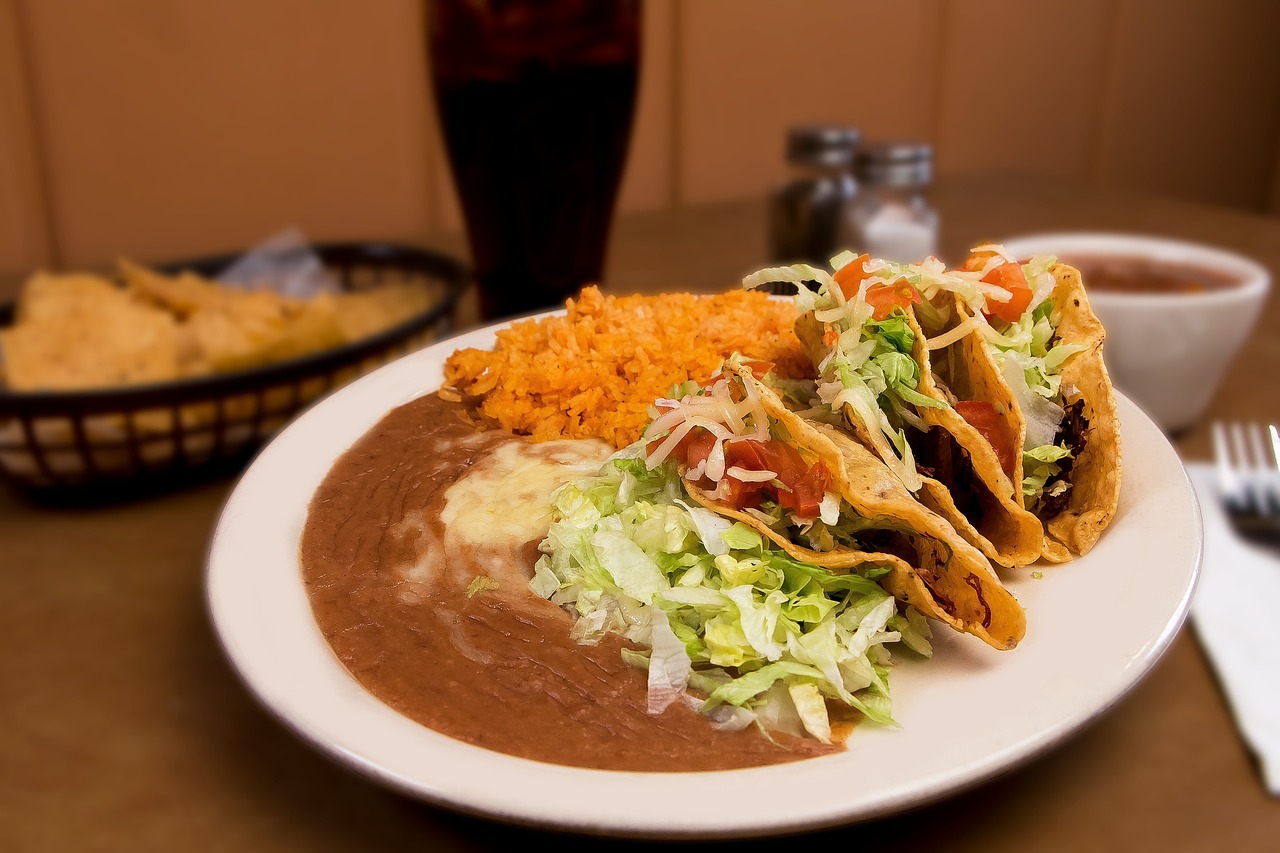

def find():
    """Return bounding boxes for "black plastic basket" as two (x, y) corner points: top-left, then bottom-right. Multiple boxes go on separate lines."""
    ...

(0, 242), (468, 492)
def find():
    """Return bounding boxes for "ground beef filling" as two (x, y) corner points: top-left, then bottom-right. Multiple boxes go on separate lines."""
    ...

(910, 425), (987, 527)
(1040, 399), (1089, 520)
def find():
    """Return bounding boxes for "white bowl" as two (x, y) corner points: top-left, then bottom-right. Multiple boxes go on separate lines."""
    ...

(999, 232), (1270, 434)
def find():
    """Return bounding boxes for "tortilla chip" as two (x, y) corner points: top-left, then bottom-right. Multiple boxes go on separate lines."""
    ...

(1, 261), (376, 452)
(1, 290), (180, 391)
(182, 302), (278, 374)
(334, 283), (434, 342)
(182, 288), (343, 373)
(119, 259), (226, 318)
(14, 272), (133, 325)
(243, 292), (344, 364)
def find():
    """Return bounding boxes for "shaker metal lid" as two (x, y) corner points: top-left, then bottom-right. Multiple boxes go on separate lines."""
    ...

(786, 125), (861, 167)
(855, 141), (932, 186)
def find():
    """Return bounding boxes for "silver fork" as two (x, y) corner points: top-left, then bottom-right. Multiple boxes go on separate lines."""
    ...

(1212, 422), (1280, 548)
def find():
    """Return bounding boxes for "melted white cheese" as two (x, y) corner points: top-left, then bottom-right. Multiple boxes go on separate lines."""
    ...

(442, 438), (612, 550)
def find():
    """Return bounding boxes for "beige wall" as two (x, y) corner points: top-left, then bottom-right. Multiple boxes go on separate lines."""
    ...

(2, 0), (1279, 279)
(0, 0), (51, 273)
(16, 0), (437, 268)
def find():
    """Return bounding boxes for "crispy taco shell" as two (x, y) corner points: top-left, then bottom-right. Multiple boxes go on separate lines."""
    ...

(955, 263), (1121, 558)
(930, 308), (1028, 491)
(796, 308), (1043, 568)
(686, 364), (1026, 650)
(1041, 264), (1121, 554)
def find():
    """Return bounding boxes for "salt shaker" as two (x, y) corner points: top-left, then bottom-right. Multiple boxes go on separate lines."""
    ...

(769, 125), (860, 268)
(846, 141), (938, 263)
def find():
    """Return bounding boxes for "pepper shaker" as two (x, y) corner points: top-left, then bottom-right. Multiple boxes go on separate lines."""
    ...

(769, 125), (860, 269)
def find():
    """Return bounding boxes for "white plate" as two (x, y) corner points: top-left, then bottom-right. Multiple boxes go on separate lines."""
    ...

(206, 315), (1201, 839)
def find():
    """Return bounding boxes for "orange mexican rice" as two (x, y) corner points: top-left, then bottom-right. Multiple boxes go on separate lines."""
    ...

(443, 285), (812, 448)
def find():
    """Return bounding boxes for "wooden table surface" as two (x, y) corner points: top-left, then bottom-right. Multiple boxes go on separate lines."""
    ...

(4, 175), (1280, 851)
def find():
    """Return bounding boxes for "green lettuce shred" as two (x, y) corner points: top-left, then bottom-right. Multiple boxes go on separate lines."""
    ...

(532, 447), (932, 741)
(1022, 443), (1073, 497)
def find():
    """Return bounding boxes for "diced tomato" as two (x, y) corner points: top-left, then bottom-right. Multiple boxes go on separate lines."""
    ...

(953, 401), (1015, 476)
(720, 474), (765, 509)
(834, 252), (923, 318)
(980, 262), (1033, 324)
(680, 429), (717, 468)
(835, 253), (923, 319)
(962, 249), (999, 272)
(658, 432), (832, 519)
(865, 280), (923, 320)
(780, 461), (831, 519)
(646, 424), (716, 464)
(721, 439), (829, 518)
(726, 440), (804, 486)
(833, 253), (871, 298)
(739, 359), (774, 380)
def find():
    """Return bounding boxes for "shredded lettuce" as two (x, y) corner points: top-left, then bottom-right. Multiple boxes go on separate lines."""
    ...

(816, 308), (945, 492)
(977, 260), (1086, 457)
(746, 249), (1090, 492)
(1022, 443), (1073, 501)
(985, 298), (1085, 411)
(751, 260), (968, 492)
(533, 449), (932, 741)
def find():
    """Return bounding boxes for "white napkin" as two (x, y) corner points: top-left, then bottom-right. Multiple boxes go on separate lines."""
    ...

(1186, 462), (1280, 795)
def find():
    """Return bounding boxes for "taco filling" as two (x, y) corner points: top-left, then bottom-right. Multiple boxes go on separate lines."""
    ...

(645, 359), (1026, 646)
(914, 243), (1119, 557)
(745, 254), (958, 490)
(745, 252), (1045, 566)
(953, 245), (1089, 517)
(647, 365), (940, 570)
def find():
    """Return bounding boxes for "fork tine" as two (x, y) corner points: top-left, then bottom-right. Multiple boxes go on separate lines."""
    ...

(1213, 421), (1244, 507)
(1212, 421), (1280, 547)
(1245, 423), (1274, 512)
(1263, 424), (1280, 512)
(1210, 421), (1280, 514)
(1230, 422), (1257, 511)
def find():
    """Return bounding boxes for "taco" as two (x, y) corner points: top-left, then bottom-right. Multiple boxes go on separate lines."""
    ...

(935, 247), (1121, 560)
(744, 253), (1044, 568)
(642, 358), (1026, 650)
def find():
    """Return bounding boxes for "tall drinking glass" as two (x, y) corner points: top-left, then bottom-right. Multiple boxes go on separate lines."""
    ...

(425, 0), (641, 320)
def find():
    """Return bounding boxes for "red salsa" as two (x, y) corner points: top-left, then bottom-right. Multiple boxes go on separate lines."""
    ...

(1065, 256), (1241, 294)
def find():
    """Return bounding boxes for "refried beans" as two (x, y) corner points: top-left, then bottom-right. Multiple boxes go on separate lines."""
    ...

(299, 393), (837, 771)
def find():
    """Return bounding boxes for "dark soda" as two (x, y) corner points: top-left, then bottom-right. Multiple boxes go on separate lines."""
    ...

(426, 0), (641, 319)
